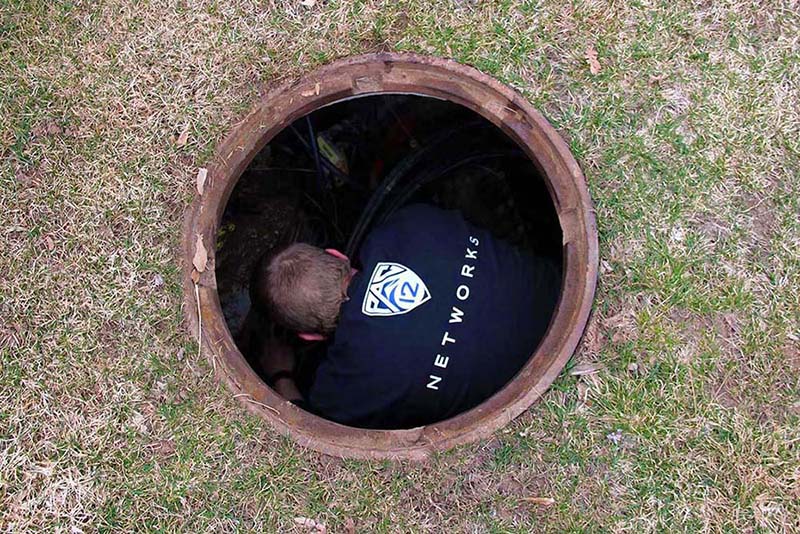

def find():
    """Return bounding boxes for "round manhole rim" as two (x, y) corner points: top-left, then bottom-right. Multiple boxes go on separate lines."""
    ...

(182, 52), (598, 460)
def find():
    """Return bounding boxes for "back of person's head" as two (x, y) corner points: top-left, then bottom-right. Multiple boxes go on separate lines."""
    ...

(253, 243), (350, 335)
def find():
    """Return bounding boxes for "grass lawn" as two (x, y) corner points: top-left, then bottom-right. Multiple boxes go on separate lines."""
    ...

(1, 0), (798, 531)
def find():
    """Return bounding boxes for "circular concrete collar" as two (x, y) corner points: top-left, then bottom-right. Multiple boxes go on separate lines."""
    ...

(182, 53), (598, 460)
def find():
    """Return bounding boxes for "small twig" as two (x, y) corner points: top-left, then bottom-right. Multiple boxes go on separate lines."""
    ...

(386, 100), (418, 147)
(194, 282), (204, 366)
(233, 393), (281, 415)
(519, 496), (556, 506)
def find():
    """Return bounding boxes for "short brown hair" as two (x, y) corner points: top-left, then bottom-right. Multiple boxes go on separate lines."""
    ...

(254, 243), (350, 334)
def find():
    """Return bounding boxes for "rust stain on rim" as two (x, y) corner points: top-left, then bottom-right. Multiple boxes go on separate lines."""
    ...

(182, 53), (598, 460)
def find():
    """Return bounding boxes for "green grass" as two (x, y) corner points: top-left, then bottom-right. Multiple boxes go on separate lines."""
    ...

(1, 0), (798, 532)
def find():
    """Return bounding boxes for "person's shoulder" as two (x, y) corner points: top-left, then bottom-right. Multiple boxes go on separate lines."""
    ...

(377, 203), (466, 236)
(387, 203), (455, 223)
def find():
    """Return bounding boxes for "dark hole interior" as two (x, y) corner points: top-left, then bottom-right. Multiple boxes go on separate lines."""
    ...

(216, 94), (563, 428)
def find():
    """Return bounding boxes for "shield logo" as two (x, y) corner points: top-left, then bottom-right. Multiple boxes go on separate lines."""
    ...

(362, 262), (431, 317)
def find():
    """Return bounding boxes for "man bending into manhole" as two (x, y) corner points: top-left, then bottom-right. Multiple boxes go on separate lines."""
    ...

(252, 204), (561, 429)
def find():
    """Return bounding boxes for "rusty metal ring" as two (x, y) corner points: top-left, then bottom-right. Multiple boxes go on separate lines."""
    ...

(182, 53), (598, 460)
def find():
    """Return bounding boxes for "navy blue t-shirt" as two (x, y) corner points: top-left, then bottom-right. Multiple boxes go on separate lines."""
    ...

(308, 204), (560, 429)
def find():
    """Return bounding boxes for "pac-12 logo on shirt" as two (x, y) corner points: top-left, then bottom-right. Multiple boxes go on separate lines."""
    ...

(362, 262), (431, 317)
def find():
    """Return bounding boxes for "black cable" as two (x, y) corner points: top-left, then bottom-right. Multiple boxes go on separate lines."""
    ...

(344, 119), (493, 257)
(289, 124), (352, 187)
(377, 151), (522, 225)
(305, 116), (325, 192)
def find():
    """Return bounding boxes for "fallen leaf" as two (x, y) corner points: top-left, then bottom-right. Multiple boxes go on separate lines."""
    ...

(581, 315), (605, 355)
(193, 235), (208, 272)
(149, 438), (176, 457)
(299, 0), (316, 6)
(294, 517), (326, 532)
(570, 362), (604, 376)
(176, 123), (190, 147)
(521, 496), (555, 507)
(301, 82), (321, 97)
(576, 380), (590, 403)
(196, 167), (208, 195)
(44, 236), (55, 251)
(585, 45), (601, 75)
(603, 309), (637, 343)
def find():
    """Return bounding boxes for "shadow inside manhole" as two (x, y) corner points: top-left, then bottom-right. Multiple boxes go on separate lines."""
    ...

(215, 94), (563, 429)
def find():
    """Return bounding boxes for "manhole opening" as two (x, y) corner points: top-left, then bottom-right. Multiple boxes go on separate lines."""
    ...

(183, 54), (597, 459)
(216, 94), (564, 429)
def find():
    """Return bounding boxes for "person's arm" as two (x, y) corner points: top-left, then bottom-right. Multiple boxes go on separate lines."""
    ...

(270, 371), (302, 403)
(258, 328), (304, 404)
